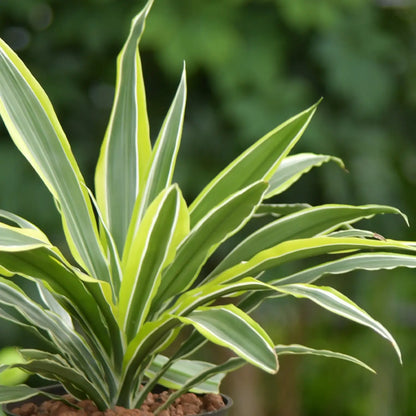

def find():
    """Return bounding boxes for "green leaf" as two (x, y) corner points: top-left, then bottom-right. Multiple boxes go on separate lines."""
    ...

(210, 236), (416, 285)
(95, 1), (152, 253)
(118, 185), (189, 341)
(0, 380), (80, 406)
(0, 239), (113, 357)
(37, 284), (73, 329)
(274, 344), (375, 373)
(0, 38), (110, 286)
(172, 277), (273, 316)
(126, 67), (187, 244)
(275, 284), (402, 362)
(0, 385), (48, 404)
(153, 181), (268, 308)
(240, 251), (416, 313)
(0, 224), (46, 252)
(265, 153), (345, 199)
(189, 101), (320, 227)
(177, 305), (278, 374)
(119, 315), (179, 407)
(275, 252), (416, 286)
(146, 355), (225, 394)
(0, 279), (108, 382)
(0, 348), (28, 386)
(254, 203), (311, 218)
(149, 357), (243, 414)
(18, 349), (110, 405)
(209, 204), (407, 278)
(0, 210), (49, 241)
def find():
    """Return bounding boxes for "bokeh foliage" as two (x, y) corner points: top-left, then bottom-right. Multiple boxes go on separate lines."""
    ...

(1, 0), (416, 415)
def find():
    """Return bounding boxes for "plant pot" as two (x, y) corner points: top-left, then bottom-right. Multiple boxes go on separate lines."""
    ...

(3, 384), (233, 416)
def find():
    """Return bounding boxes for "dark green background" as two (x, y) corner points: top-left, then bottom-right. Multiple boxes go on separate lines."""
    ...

(1, 1), (416, 415)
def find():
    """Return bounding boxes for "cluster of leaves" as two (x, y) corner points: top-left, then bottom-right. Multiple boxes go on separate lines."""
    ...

(0, 1), (416, 415)
(0, 1), (413, 416)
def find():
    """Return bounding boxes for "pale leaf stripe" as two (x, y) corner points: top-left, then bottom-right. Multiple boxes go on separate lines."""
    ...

(265, 153), (344, 199)
(274, 252), (416, 286)
(275, 284), (402, 362)
(119, 186), (187, 340)
(135, 67), (186, 219)
(177, 305), (278, 374)
(153, 181), (268, 308)
(189, 101), (320, 227)
(0, 39), (109, 284)
(274, 344), (375, 373)
(208, 204), (406, 278)
(95, 1), (153, 252)
(209, 236), (416, 285)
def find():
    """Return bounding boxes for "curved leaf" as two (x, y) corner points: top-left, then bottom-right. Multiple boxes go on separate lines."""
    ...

(16, 350), (108, 408)
(210, 236), (416, 285)
(209, 204), (407, 278)
(275, 284), (402, 362)
(0, 384), (67, 404)
(0, 246), (112, 356)
(274, 344), (375, 373)
(177, 305), (278, 374)
(0, 279), (108, 385)
(240, 251), (416, 312)
(0, 39), (110, 285)
(153, 181), (268, 309)
(265, 153), (345, 199)
(275, 252), (416, 286)
(146, 355), (225, 394)
(189, 101), (320, 227)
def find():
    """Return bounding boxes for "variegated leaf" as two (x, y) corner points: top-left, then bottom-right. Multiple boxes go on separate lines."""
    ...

(177, 305), (278, 374)
(189, 101), (320, 227)
(209, 204), (407, 278)
(153, 181), (268, 309)
(274, 284), (402, 362)
(209, 236), (416, 285)
(125, 67), (187, 249)
(119, 185), (189, 341)
(265, 153), (345, 199)
(0, 38), (110, 286)
(274, 344), (375, 373)
(95, 1), (153, 253)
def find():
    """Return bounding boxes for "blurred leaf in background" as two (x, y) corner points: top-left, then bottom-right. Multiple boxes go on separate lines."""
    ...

(0, 348), (28, 386)
(1, 0), (416, 415)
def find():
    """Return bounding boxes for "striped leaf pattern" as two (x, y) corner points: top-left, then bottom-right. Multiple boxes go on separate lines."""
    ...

(265, 153), (345, 199)
(1, 0), (416, 409)
(95, 1), (152, 253)
(177, 305), (278, 374)
(0, 40), (110, 286)
(189, 101), (320, 227)
(209, 204), (406, 278)
(118, 185), (189, 341)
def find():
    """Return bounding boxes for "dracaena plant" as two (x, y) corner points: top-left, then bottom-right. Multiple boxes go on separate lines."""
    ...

(1, 0), (416, 412)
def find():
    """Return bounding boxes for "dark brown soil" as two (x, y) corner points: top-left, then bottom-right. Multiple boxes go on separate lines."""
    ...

(10, 390), (225, 416)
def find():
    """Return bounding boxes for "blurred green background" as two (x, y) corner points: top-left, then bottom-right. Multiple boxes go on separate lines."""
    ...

(1, 0), (416, 415)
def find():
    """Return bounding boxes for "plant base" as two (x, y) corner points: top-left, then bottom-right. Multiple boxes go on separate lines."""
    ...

(4, 385), (232, 416)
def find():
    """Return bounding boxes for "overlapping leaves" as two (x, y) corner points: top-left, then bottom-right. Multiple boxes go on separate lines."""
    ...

(0, 0), (415, 411)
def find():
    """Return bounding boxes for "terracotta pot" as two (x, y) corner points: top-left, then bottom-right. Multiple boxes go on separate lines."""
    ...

(3, 384), (233, 416)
